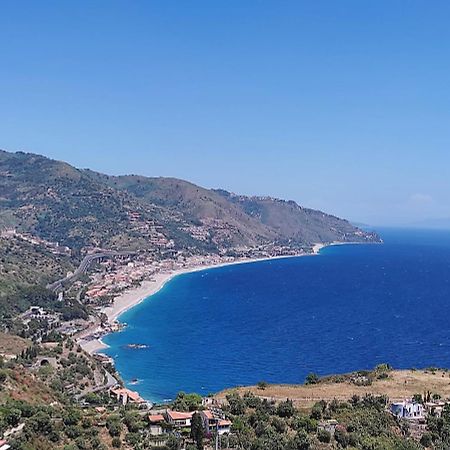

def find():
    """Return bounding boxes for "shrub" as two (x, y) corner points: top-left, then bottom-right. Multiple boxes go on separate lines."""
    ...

(112, 437), (122, 448)
(310, 401), (327, 420)
(420, 433), (432, 447)
(226, 392), (246, 416)
(243, 391), (261, 408)
(0, 370), (7, 383)
(257, 381), (268, 390)
(305, 373), (319, 385)
(277, 399), (295, 418)
(317, 429), (331, 443)
(334, 428), (350, 447)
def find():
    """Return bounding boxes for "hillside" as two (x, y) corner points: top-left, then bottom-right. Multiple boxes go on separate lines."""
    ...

(0, 150), (176, 252)
(85, 172), (278, 248)
(0, 149), (380, 260)
(215, 190), (377, 244)
(216, 367), (450, 409)
(85, 171), (380, 249)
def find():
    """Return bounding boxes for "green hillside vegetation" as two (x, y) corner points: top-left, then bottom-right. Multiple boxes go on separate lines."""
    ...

(0, 150), (379, 257)
(87, 173), (277, 247)
(2, 351), (447, 450)
(215, 190), (373, 244)
(85, 171), (380, 249)
(0, 235), (81, 322)
(0, 151), (170, 252)
(219, 390), (421, 450)
(0, 235), (74, 293)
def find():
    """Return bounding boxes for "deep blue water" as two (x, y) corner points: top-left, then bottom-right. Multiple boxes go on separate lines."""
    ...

(103, 228), (450, 403)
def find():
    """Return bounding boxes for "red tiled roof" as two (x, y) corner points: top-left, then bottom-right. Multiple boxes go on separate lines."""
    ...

(149, 414), (165, 423)
(110, 387), (145, 403)
(126, 389), (144, 403)
(202, 410), (214, 419)
(167, 410), (194, 420)
(219, 419), (232, 426)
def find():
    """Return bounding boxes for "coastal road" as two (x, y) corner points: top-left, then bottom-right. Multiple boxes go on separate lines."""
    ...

(47, 250), (136, 293)
(75, 368), (118, 401)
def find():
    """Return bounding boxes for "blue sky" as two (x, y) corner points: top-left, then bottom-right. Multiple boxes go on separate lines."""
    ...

(1, 1), (449, 225)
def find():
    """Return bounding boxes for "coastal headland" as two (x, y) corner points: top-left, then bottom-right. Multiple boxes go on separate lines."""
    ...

(215, 368), (450, 409)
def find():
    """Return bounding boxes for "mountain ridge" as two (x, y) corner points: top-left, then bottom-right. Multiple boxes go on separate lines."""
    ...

(0, 149), (380, 256)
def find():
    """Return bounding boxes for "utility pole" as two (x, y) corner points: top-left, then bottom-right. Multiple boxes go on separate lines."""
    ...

(215, 419), (220, 450)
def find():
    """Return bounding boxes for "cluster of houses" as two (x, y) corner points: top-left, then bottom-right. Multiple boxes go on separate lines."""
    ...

(126, 212), (173, 248)
(20, 306), (60, 326)
(108, 386), (232, 437)
(84, 253), (233, 303)
(148, 407), (231, 437)
(0, 228), (71, 256)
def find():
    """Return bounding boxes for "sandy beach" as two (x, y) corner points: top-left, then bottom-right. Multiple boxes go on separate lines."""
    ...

(104, 246), (327, 324)
(80, 244), (328, 354)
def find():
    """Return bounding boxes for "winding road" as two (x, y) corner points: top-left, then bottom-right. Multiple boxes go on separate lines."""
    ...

(47, 250), (136, 293)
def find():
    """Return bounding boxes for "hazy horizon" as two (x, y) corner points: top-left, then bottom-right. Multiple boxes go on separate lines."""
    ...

(1, 1), (449, 226)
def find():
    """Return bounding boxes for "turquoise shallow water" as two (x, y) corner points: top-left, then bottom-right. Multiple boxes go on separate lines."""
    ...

(103, 228), (450, 403)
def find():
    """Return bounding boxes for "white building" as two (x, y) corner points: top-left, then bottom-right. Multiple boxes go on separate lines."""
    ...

(164, 410), (194, 428)
(0, 439), (11, 450)
(148, 414), (165, 435)
(200, 409), (231, 435)
(390, 400), (425, 419)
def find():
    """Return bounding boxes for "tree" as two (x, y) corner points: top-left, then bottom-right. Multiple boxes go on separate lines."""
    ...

(334, 428), (350, 448)
(165, 435), (181, 450)
(305, 373), (319, 385)
(317, 429), (331, 443)
(226, 392), (246, 415)
(0, 370), (7, 384)
(6, 408), (22, 426)
(190, 412), (204, 450)
(123, 411), (143, 433)
(172, 392), (202, 412)
(243, 392), (261, 409)
(420, 433), (432, 447)
(310, 401), (326, 420)
(277, 399), (295, 418)
(111, 437), (122, 448)
(257, 381), (268, 390)
(288, 430), (310, 450)
(63, 408), (81, 426)
(107, 415), (122, 437)
(26, 411), (53, 435)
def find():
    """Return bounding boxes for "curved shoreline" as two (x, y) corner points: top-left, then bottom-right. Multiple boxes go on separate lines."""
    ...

(80, 244), (328, 354)
(81, 241), (375, 355)
(105, 243), (327, 324)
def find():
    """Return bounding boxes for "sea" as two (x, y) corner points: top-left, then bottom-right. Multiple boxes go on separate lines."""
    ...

(102, 228), (450, 403)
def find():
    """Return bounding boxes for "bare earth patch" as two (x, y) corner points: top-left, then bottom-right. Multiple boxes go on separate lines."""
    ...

(216, 369), (450, 409)
(0, 332), (31, 356)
